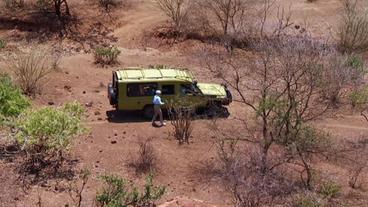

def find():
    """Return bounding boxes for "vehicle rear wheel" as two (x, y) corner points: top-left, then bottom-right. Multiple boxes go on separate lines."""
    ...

(143, 105), (154, 120)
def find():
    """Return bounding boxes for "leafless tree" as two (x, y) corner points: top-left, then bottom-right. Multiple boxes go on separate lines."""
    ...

(197, 0), (251, 36)
(156, 0), (192, 31)
(202, 34), (340, 190)
(36, 0), (70, 19)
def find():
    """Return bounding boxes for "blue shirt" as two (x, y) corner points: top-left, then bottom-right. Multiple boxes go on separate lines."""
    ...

(153, 95), (164, 105)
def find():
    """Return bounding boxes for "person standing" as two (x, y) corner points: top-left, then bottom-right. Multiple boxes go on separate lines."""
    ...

(152, 90), (166, 127)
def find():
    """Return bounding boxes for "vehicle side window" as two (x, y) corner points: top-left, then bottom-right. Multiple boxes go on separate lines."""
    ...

(180, 84), (195, 95)
(127, 83), (158, 97)
(162, 85), (175, 95)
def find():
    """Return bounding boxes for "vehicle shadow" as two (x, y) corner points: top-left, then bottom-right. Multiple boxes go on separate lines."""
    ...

(106, 110), (147, 123)
(106, 106), (230, 123)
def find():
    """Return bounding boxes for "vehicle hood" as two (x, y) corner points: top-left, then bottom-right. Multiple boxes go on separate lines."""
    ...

(197, 83), (227, 97)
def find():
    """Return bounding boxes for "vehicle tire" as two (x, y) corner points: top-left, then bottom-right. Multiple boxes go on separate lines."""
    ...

(143, 105), (154, 120)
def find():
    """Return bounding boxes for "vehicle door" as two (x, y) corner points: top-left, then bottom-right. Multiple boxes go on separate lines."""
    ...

(160, 83), (176, 105)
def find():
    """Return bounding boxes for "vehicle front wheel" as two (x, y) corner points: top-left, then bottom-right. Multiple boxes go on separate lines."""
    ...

(143, 105), (154, 120)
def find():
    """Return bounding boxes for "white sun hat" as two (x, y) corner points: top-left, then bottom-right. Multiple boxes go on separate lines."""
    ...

(156, 90), (162, 95)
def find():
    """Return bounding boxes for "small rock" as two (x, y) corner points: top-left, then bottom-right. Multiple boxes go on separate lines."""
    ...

(99, 150), (103, 153)
(111, 140), (117, 144)
(82, 90), (86, 94)
(97, 117), (103, 121)
(48, 101), (55, 105)
(94, 111), (101, 116)
(123, 131), (126, 135)
(85, 101), (93, 107)
(64, 85), (72, 92)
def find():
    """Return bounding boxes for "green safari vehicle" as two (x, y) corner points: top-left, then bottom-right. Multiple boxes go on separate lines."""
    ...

(107, 67), (232, 118)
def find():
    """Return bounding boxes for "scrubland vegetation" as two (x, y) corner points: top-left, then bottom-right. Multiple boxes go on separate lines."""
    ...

(0, 0), (368, 206)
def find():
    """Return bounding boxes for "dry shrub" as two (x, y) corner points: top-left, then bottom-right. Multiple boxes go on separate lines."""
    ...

(3, 0), (24, 9)
(68, 169), (91, 207)
(217, 141), (295, 207)
(337, 0), (368, 53)
(167, 106), (194, 145)
(9, 46), (58, 96)
(98, 0), (125, 12)
(336, 137), (368, 189)
(322, 53), (365, 106)
(130, 138), (156, 174)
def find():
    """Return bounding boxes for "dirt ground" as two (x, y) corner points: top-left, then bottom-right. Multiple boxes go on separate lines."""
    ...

(1, 0), (368, 207)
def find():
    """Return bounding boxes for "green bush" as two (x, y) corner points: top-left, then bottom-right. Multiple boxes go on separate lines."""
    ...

(346, 54), (365, 72)
(349, 87), (368, 108)
(15, 101), (85, 154)
(96, 174), (165, 207)
(0, 39), (6, 49)
(0, 74), (30, 124)
(94, 46), (121, 65)
(344, 54), (366, 85)
(292, 196), (323, 207)
(319, 181), (341, 199)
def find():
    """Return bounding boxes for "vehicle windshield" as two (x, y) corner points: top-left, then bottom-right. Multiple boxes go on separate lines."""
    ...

(180, 83), (202, 95)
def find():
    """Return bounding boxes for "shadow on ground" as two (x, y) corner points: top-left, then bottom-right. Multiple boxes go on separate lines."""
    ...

(106, 106), (230, 123)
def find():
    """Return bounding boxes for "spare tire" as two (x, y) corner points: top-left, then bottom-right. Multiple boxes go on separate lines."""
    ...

(108, 83), (117, 105)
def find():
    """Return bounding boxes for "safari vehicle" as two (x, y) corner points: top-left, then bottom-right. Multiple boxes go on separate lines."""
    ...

(107, 67), (232, 118)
